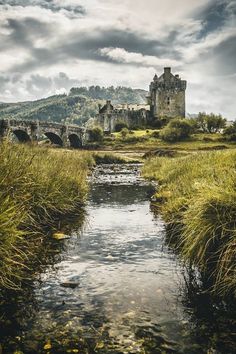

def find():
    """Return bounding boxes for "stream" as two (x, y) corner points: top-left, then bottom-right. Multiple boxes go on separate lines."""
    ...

(0, 164), (235, 354)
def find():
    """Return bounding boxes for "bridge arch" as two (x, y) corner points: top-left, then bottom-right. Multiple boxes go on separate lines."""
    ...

(44, 132), (63, 146)
(68, 133), (82, 148)
(12, 129), (31, 143)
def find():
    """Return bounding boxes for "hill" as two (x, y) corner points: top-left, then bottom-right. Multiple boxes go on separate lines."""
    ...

(0, 86), (147, 126)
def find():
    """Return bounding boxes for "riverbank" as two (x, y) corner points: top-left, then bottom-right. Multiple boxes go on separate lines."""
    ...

(0, 142), (94, 289)
(1, 159), (235, 353)
(142, 149), (236, 298)
(0, 162), (232, 354)
(101, 130), (235, 152)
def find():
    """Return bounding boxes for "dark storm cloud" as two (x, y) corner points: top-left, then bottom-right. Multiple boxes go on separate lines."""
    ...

(185, 0), (236, 73)
(0, 17), (52, 51)
(0, 0), (85, 16)
(53, 72), (80, 88)
(57, 29), (182, 65)
(196, 0), (236, 38)
(25, 72), (80, 93)
(212, 35), (236, 75)
(7, 25), (182, 73)
(25, 74), (52, 91)
(71, 30), (181, 59)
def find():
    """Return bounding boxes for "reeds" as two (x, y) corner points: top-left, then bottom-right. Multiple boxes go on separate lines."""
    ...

(143, 150), (236, 297)
(0, 141), (93, 289)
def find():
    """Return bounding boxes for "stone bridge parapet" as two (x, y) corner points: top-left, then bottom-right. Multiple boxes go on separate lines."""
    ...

(0, 119), (85, 148)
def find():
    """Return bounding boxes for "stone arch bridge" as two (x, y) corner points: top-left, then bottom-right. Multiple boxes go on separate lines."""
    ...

(0, 119), (85, 148)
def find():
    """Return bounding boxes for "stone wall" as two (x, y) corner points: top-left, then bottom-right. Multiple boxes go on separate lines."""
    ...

(148, 67), (187, 120)
(93, 101), (149, 132)
(156, 90), (185, 118)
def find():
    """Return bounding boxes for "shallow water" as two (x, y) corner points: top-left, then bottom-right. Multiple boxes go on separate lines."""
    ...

(0, 164), (235, 353)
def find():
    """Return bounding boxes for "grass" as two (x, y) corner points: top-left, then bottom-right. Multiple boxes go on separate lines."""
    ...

(112, 129), (157, 138)
(102, 130), (235, 152)
(92, 152), (141, 164)
(142, 149), (236, 298)
(0, 141), (94, 289)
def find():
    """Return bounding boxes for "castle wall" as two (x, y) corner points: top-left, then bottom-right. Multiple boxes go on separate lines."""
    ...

(93, 106), (148, 133)
(157, 90), (185, 118)
(149, 68), (187, 120)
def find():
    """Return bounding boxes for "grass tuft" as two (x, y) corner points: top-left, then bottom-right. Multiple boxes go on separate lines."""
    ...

(143, 150), (236, 297)
(0, 141), (93, 289)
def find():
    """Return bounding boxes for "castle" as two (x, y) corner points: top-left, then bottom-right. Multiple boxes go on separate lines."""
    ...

(148, 67), (187, 119)
(91, 67), (187, 132)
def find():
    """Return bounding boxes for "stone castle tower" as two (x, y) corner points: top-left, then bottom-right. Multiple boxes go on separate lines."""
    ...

(148, 67), (187, 119)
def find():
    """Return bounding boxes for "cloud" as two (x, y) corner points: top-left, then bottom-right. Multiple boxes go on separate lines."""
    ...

(195, 0), (232, 38)
(187, 74), (236, 118)
(212, 35), (236, 75)
(0, 17), (53, 52)
(179, 26), (236, 62)
(0, 0), (85, 17)
(99, 47), (181, 68)
(0, 0), (235, 118)
(6, 26), (183, 73)
(0, 72), (81, 102)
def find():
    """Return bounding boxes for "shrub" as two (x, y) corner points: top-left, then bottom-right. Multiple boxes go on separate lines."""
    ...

(87, 126), (104, 142)
(120, 127), (129, 139)
(160, 118), (193, 142)
(151, 130), (160, 138)
(223, 121), (236, 141)
(160, 126), (182, 142)
(114, 122), (128, 132)
(150, 117), (169, 128)
(196, 112), (226, 133)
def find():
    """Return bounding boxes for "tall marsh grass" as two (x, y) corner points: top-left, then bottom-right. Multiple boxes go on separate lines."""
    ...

(0, 142), (93, 289)
(143, 150), (236, 297)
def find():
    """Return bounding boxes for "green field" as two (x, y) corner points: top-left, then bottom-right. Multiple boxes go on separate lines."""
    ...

(102, 130), (235, 152)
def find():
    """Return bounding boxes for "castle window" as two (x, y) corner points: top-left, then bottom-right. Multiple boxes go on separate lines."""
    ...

(167, 97), (170, 105)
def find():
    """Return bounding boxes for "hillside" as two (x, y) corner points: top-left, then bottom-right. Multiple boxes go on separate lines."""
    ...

(0, 86), (147, 126)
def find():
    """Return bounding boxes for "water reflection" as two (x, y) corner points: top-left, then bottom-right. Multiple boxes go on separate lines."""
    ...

(0, 164), (235, 353)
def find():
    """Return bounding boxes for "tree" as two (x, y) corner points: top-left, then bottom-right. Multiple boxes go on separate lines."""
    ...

(160, 118), (193, 142)
(196, 112), (226, 133)
(223, 121), (236, 141)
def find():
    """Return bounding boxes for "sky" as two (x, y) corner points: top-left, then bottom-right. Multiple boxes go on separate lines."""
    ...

(0, 0), (235, 118)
